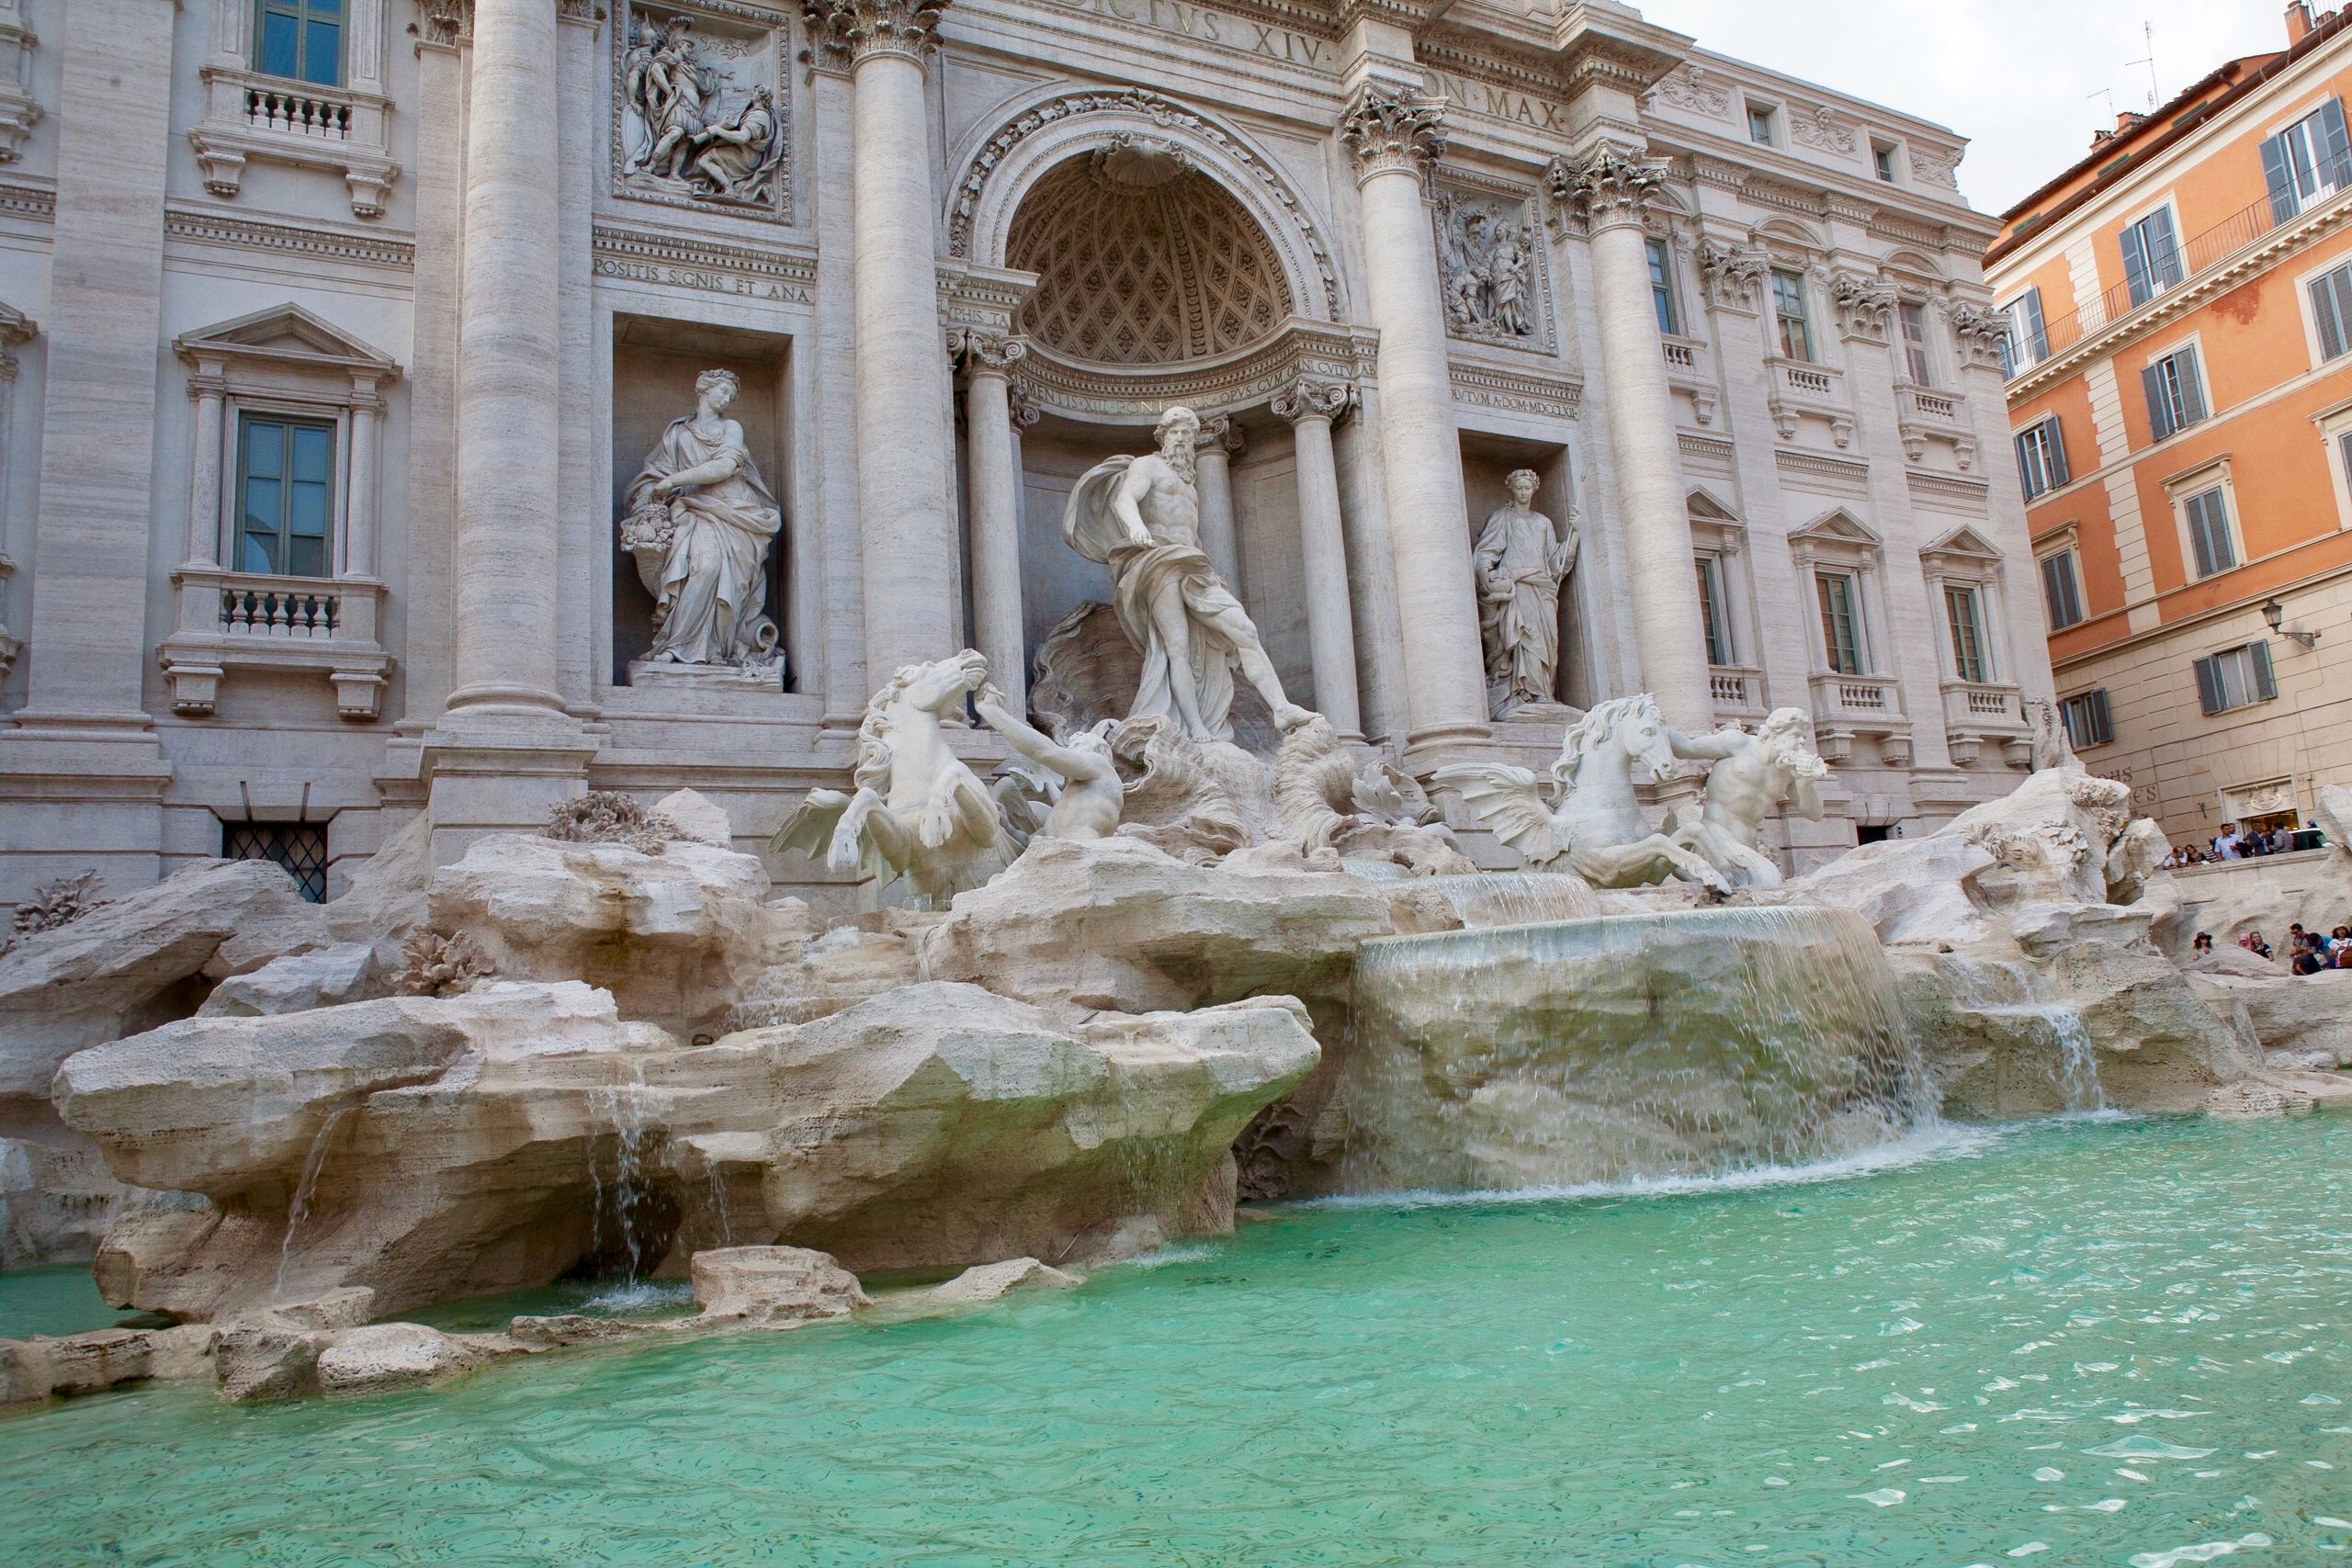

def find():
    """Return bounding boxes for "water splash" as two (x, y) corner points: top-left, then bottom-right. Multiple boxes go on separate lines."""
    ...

(1939, 955), (2105, 1112)
(589, 1071), (654, 1282)
(1407, 872), (1604, 929)
(1340, 907), (1935, 1194)
(273, 1106), (355, 1302)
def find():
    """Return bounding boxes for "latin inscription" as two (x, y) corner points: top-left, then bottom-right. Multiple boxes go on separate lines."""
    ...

(1420, 67), (1566, 132)
(1032, 0), (1331, 67)
(594, 255), (813, 304)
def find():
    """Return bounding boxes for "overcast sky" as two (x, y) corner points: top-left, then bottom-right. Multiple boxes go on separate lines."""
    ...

(1638, 0), (2291, 216)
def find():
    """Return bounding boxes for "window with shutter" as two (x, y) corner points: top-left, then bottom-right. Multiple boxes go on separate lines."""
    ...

(2016, 419), (2068, 500)
(2313, 261), (2352, 360)
(2250, 638), (2277, 701)
(2143, 346), (2206, 439)
(2121, 208), (2184, 307)
(2194, 655), (2224, 715)
(2000, 288), (2048, 376)
(2059, 689), (2112, 749)
(2195, 643), (2278, 714)
(2183, 487), (2235, 578)
(2264, 99), (2352, 222)
(2040, 549), (2085, 630)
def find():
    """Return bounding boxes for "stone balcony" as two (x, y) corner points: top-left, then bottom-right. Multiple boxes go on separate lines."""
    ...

(155, 569), (393, 720)
(1939, 678), (2031, 767)
(1893, 382), (1979, 469)
(188, 66), (398, 218)
(1763, 356), (1854, 448)
(1805, 671), (1911, 765)
(1661, 335), (1719, 427)
(1708, 663), (1768, 724)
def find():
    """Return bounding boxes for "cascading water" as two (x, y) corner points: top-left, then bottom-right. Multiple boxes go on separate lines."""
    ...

(1339, 907), (1934, 1194)
(1936, 953), (2106, 1113)
(273, 1106), (356, 1301)
(1406, 872), (1606, 929)
(588, 1073), (655, 1282)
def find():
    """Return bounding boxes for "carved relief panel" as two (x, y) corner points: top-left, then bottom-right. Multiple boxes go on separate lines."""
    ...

(613, 1), (791, 220)
(1432, 184), (1553, 355)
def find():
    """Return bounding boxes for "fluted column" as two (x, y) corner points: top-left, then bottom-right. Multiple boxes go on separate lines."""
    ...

(446, 0), (564, 723)
(808, 0), (957, 686)
(1193, 415), (1245, 592)
(1340, 85), (1487, 757)
(1272, 378), (1362, 738)
(953, 328), (1027, 713)
(1548, 145), (1712, 735)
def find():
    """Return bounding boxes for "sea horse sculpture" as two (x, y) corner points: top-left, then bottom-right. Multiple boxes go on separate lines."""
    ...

(1434, 694), (1730, 892)
(770, 650), (1014, 905)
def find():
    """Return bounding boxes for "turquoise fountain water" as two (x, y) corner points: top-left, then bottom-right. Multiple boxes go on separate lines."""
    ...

(6, 1113), (2352, 1567)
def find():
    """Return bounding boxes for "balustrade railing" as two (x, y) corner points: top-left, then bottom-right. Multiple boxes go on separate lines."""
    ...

(244, 85), (352, 140)
(220, 581), (341, 638)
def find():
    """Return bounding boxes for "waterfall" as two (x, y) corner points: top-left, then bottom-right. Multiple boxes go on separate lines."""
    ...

(590, 1072), (654, 1281)
(1937, 954), (2105, 1114)
(1408, 872), (1606, 929)
(273, 1106), (355, 1302)
(1340, 907), (1934, 1195)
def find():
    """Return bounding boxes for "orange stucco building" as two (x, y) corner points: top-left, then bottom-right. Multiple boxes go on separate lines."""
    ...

(1988, 2), (2352, 845)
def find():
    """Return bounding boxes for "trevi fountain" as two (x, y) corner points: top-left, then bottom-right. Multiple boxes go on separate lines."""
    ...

(1, 2), (2349, 1557)
(6, 400), (2352, 1567)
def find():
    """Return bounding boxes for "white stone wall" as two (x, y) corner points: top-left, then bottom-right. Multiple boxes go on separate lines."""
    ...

(0, 0), (2053, 909)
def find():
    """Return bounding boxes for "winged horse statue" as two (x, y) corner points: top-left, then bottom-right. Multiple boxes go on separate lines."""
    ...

(1432, 694), (1731, 892)
(769, 649), (1017, 906)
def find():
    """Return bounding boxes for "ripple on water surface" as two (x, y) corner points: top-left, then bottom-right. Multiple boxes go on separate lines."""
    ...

(6, 1114), (2352, 1567)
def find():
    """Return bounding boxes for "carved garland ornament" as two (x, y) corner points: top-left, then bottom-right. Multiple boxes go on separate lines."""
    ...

(1338, 83), (1447, 179)
(947, 86), (1341, 324)
(1544, 144), (1667, 229)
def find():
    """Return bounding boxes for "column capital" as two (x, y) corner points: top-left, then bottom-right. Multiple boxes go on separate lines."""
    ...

(947, 326), (1026, 377)
(1544, 142), (1668, 231)
(803, 0), (948, 68)
(1272, 377), (1355, 426)
(1947, 300), (2011, 372)
(556, 0), (604, 28)
(1340, 83), (1445, 182)
(413, 0), (471, 47)
(1007, 382), (1043, 428)
(1195, 412), (1245, 458)
(1696, 238), (1769, 314)
(1828, 271), (1896, 344)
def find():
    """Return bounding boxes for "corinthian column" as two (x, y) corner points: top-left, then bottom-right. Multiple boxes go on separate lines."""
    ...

(447, 0), (565, 724)
(1547, 145), (1712, 735)
(1272, 378), (1362, 738)
(952, 327), (1027, 713)
(1340, 84), (1487, 759)
(1193, 415), (1245, 592)
(807, 0), (958, 686)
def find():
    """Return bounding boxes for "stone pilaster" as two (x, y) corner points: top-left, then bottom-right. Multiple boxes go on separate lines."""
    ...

(1193, 415), (1246, 594)
(808, 53), (867, 732)
(554, 0), (602, 709)
(1340, 82), (1488, 761)
(806, 0), (959, 688)
(1334, 381), (1408, 744)
(1547, 143), (1713, 736)
(0, 0), (176, 895)
(952, 328), (1028, 715)
(1271, 378), (1363, 738)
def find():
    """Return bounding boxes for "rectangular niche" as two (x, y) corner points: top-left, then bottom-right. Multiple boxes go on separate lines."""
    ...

(611, 314), (795, 688)
(1459, 432), (1584, 708)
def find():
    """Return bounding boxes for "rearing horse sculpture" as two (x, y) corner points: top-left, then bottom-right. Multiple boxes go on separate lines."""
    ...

(770, 649), (1015, 906)
(1433, 694), (1730, 892)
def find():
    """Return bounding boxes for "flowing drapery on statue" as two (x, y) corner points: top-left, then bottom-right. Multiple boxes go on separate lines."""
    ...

(1061, 406), (1312, 743)
(1473, 468), (1576, 715)
(619, 368), (785, 670)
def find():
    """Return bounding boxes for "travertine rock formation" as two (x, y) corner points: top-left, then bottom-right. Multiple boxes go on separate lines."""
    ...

(57, 976), (1316, 1318)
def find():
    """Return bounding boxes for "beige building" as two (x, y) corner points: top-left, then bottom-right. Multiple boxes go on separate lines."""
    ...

(1987, 6), (2352, 848)
(0, 0), (2048, 909)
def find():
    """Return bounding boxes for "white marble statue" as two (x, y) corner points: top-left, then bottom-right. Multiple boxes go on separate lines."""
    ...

(623, 13), (712, 180)
(1434, 694), (1730, 891)
(1666, 707), (1829, 889)
(1435, 192), (1538, 342)
(1063, 406), (1314, 742)
(684, 85), (784, 205)
(1473, 468), (1577, 715)
(973, 683), (1123, 842)
(618, 368), (785, 670)
(770, 650), (1013, 904)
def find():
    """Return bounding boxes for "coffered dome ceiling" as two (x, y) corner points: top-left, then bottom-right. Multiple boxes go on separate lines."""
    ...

(1007, 143), (1294, 367)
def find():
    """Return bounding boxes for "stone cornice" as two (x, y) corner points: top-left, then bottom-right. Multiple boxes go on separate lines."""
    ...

(1012, 319), (1375, 421)
(802, 0), (945, 66)
(166, 204), (416, 268)
(1447, 359), (1580, 421)
(1340, 82), (1446, 181)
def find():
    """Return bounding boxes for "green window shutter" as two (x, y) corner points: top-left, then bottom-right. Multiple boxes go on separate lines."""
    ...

(2251, 639), (2277, 701)
(2044, 419), (2069, 486)
(2193, 655), (2223, 716)
(2176, 345), (2207, 423)
(2143, 363), (2174, 440)
(2266, 131), (2301, 224)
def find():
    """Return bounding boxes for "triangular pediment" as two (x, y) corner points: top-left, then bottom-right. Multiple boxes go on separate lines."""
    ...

(1686, 487), (1740, 523)
(175, 305), (399, 376)
(1791, 506), (1882, 547)
(1922, 524), (2002, 562)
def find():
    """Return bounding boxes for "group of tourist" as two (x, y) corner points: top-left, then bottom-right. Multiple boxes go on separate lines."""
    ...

(2162, 820), (2329, 866)
(2192, 924), (2352, 973)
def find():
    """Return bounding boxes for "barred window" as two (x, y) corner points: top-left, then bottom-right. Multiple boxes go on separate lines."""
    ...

(222, 820), (329, 903)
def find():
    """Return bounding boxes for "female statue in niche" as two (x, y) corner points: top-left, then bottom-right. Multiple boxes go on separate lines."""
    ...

(1473, 468), (1576, 715)
(619, 367), (786, 671)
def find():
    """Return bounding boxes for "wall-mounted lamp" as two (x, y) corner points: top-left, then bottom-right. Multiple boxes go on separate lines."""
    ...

(2262, 597), (2322, 650)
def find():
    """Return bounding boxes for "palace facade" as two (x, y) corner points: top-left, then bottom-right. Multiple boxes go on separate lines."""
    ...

(0, 0), (2047, 907)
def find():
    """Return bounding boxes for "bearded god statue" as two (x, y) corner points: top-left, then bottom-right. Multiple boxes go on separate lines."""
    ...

(618, 368), (786, 672)
(1063, 405), (1314, 742)
(1473, 468), (1577, 715)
